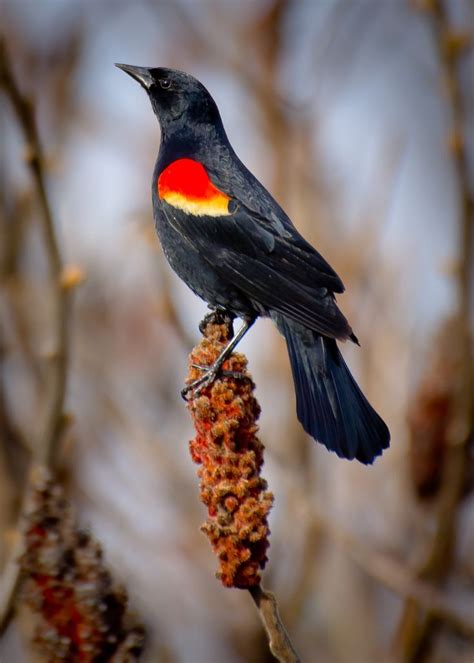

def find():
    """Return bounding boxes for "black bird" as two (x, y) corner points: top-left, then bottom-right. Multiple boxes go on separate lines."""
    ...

(116, 64), (390, 464)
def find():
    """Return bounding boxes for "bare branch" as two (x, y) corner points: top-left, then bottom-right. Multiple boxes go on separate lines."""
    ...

(249, 585), (301, 663)
(0, 39), (72, 632)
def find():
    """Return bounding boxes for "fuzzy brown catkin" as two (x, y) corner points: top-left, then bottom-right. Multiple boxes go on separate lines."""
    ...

(186, 314), (274, 588)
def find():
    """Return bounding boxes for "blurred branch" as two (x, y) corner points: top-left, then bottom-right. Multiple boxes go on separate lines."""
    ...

(266, 452), (474, 643)
(0, 351), (31, 480)
(317, 510), (474, 641)
(249, 585), (301, 663)
(393, 1), (474, 659)
(158, 0), (299, 127)
(0, 39), (71, 632)
(1, 194), (42, 462)
(0, 40), (70, 466)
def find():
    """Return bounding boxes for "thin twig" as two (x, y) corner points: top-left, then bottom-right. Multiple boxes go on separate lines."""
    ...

(0, 40), (71, 632)
(249, 585), (301, 663)
(0, 470), (34, 634)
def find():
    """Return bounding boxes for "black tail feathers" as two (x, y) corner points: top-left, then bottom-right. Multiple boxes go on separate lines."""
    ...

(275, 316), (390, 464)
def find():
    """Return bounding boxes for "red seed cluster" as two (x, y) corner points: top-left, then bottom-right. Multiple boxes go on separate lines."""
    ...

(20, 468), (145, 662)
(185, 313), (274, 588)
(408, 316), (473, 499)
(408, 372), (452, 498)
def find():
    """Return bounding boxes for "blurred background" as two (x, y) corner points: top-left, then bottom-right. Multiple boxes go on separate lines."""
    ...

(1, 0), (473, 661)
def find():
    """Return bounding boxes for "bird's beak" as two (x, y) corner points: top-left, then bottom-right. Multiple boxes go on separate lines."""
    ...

(115, 63), (154, 90)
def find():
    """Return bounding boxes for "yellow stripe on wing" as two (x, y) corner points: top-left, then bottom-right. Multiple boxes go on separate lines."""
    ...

(162, 190), (231, 217)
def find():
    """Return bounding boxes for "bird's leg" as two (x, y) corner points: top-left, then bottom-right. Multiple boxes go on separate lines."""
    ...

(182, 316), (255, 399)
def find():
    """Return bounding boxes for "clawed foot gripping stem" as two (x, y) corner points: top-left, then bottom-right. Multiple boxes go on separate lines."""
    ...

(181, 312), (254, 400)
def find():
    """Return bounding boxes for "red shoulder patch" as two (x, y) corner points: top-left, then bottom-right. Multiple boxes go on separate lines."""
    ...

(158, 158), (230, 217)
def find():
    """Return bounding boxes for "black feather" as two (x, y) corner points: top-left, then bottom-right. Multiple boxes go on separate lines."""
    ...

(274, 315), (390, 463)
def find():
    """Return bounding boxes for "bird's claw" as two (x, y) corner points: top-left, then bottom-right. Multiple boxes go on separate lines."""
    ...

(221, 369), (248, 381)
(181, 363), (219, 400)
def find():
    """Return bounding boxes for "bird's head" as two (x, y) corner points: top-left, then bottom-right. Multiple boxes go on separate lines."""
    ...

(115, 64), (221, 134)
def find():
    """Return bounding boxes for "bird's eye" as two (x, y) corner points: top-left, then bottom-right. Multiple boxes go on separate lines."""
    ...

(159, 78), (171, 90)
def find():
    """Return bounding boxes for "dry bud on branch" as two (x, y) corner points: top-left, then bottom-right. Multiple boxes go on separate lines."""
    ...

(185, 312), (274, 588)
(441, 30), (472, 61)
(59, 264), (86, 290)
(20, 468), (145, 662)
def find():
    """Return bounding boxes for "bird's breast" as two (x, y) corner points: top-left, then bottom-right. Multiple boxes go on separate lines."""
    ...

(158, 158), (230, 217)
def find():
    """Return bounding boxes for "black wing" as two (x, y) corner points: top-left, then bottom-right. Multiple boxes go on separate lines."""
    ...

(160, 196), (354, 341)
(205, 154), (345, 293)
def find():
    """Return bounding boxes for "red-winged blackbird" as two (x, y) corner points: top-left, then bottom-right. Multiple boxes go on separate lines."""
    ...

(116, 64), (390, 464)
